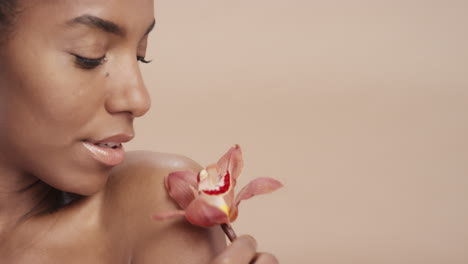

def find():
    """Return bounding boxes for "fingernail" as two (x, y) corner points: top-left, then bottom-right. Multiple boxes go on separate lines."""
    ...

(244, 235), (257, 250)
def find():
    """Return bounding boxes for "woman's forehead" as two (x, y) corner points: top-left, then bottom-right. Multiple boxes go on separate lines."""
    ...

(19, 0), (154, 32)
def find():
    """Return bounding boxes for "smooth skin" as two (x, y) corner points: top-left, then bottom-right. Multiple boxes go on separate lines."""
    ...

(0, 0), (278, 263)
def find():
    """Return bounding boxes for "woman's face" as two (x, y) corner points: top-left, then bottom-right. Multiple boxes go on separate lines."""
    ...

(0, 0), (154, 195)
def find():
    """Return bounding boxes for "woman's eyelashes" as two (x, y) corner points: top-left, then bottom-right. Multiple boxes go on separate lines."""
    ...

(74, 55), (107, 69)
(74, 55), (152, 70)
(137, 56), (152, 64)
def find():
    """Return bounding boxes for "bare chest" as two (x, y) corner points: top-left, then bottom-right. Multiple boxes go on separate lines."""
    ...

(8, 250), (126, 264)
(4, 234), (130, 264)
(3, 204), (131, 264)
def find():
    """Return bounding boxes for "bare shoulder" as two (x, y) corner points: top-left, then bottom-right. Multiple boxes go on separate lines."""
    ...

(105, 150), (200, 205)
(102, 151), (226, 263)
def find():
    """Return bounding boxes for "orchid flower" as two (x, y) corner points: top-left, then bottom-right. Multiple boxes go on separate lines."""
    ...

(152, 145), (283, 239)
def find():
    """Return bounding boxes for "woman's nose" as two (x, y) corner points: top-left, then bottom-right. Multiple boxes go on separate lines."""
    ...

(104, 58), (151, 117)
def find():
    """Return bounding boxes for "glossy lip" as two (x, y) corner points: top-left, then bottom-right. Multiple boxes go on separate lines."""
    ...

(82, 133), (134, 166)
(85, 134), (134, 144)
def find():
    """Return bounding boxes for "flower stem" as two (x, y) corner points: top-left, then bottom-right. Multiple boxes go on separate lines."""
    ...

(220, 223), (237, 242)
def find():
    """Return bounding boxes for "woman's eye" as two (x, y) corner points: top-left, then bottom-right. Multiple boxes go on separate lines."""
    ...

(137, 56), (152, 64)
(74, 55), (106, 69)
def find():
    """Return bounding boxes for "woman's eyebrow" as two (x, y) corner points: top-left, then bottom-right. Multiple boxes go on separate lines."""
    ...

(66, 15), (125, 37)
(66, 15), (156, 38)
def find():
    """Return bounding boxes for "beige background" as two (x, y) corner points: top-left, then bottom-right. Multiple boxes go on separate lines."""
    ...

(127, 0), (468, 263)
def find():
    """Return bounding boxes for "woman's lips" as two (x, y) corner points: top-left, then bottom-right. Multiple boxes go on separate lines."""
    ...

(82, 141), (125, 166)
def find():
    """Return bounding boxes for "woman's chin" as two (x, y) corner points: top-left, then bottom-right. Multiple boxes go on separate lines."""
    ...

(75, 180), (108, 196)
(53, 172), (110, 197)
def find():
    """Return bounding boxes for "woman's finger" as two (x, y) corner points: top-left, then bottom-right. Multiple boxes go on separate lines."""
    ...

(252, 252), (280, 264)
(211, 235), (258, 264)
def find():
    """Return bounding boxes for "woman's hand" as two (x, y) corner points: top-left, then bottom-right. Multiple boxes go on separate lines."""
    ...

(210, 235), (279, 264)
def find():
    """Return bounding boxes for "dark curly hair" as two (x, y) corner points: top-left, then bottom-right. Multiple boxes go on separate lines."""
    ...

(0, 0), (18, 43)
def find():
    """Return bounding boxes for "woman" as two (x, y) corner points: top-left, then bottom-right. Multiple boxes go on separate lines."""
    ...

(0, 0), (278, 263)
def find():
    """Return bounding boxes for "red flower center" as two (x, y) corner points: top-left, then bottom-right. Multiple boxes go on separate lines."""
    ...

(202, 171), (231, 195)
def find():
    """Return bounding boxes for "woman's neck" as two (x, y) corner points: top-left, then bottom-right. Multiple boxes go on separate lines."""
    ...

(0, 168), (51, 234)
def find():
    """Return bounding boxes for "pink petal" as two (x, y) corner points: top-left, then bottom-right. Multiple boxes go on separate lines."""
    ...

(165, 170), (198, 209)
(152, 210), (186, 221)
(223, 178), (236, 211)
(235, 177), (283, 204)
(217, 145), (243, 180)
(184, 197), (230, 227)
(230, 177), (283, 221)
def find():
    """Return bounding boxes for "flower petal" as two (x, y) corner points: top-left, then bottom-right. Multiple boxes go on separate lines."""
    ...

(152, 210), (186, 221)
(184, 197), (230, 227)
(235, 177), (283, 204)
(165, 170), (198, 209)
(217, 144), (243, 180)
(222, 175), (236, 211)
(230, 177), (283, 221)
